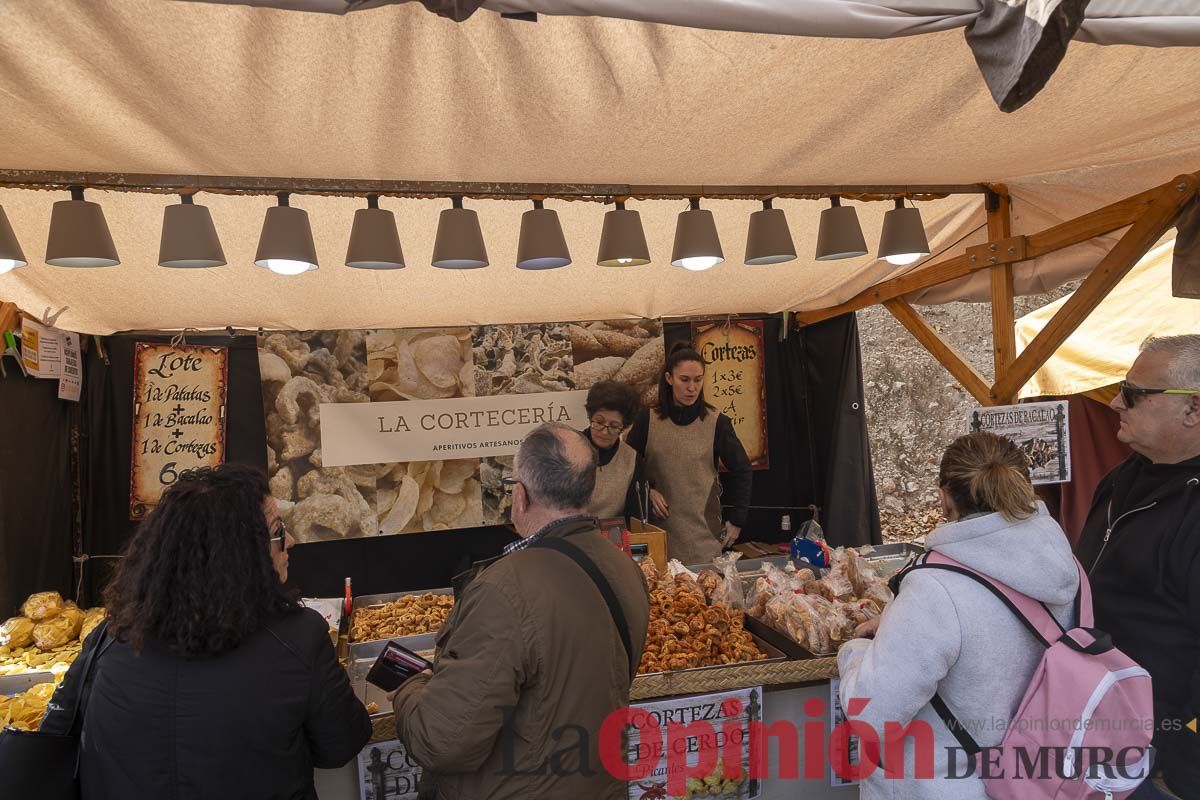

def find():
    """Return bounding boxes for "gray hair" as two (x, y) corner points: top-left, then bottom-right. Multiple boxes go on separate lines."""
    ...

(515, 422), (597, 511)
(1139, 334), (1200, 387)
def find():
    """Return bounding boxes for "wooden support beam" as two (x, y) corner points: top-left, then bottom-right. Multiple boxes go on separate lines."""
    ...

(794, 179), (1171, 326)
(0, 169), (987, 203)
(884, 298), (994, 405)
(990, 175), (1199, 401)
(987, 187), (1017, 400)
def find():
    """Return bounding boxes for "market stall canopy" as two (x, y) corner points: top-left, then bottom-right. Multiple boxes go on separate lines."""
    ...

(190, 0), (1200, 111)
(0, 0), (1197, 334)
(1016, 240), (1200, 400)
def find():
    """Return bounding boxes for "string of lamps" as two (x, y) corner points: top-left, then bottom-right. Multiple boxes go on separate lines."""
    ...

(0, 184), (934, 276)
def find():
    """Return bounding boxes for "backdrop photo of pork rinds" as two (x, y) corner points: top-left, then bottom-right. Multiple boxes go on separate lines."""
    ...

(569, 319), (663, 411)
(367, 329), (484, 534)
(260, 331), (381, 543)
(474, 324), (574, 524)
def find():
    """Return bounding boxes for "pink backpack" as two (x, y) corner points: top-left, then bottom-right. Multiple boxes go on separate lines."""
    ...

(903, 552), (1155, 799)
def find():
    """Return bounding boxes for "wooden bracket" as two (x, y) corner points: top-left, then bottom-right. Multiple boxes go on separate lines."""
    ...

(990, 175), (1200, 401)
(884, 298), (994, 405)
(967, 235), (1026, 267)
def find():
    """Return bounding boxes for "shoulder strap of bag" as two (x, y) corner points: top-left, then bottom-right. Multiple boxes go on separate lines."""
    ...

(66, 621), (112, 735)
(529, 537), (636, 681)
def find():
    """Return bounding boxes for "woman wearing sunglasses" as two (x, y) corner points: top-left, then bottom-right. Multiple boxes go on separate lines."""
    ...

(581, 380), (646, 522)
(40, 464), (371, 800)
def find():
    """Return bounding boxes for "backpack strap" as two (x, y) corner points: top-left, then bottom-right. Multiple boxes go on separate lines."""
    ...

(918, 552), (1066, 648)
(528, 537), (637, 681)
(894, 551), (1092, 757)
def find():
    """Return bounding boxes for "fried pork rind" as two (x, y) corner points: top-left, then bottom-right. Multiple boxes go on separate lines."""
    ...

(0, 617), (35, 649)
(350, 593), (456, 641)
(637, 560), (767, 675)
(262, 331), (377, 542)
(22, 592), (64, 622)
(472, 324), (574, 397)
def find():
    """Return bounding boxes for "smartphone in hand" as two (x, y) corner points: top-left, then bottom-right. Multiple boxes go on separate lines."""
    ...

(366, 641), (432, 693)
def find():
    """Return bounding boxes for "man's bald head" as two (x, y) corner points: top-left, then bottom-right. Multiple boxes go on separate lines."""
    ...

(513, 422), (598, 512)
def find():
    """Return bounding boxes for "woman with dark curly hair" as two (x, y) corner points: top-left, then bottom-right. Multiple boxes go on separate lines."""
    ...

(581, 380), (646, 522)
(41, 464), (371, 800)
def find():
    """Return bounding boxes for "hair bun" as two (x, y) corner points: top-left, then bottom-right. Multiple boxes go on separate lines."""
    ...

(667, 341), (692, 357)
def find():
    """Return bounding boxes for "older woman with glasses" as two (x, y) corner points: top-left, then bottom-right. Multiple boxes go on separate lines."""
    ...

(581, 380), (646, 522)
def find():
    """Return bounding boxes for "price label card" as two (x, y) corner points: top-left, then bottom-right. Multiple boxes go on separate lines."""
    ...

(130, 343), (228, 519)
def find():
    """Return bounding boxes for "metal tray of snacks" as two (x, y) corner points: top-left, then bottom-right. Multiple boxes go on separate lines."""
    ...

(348, 639), (437, 721)
(745, 615), (835, 660)
(348, 588), (454, 661)
(0, 672), (57, 697)
(857, 542), (924, 578)
(638, 632), (789, 678)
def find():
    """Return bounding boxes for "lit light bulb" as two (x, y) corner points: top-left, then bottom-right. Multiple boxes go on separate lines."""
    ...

(264, 258), (313, 276)
(680, 256), (722, 271)
(885, 253), (923, 266)
(617, 258), (634, 265)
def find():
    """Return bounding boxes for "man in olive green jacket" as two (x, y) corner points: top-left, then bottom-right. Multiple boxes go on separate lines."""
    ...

(393, 423), (650, 800)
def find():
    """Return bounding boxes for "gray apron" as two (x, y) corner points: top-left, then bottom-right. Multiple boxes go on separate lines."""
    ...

(644, 412), (722, 566)
(588, 440), (637, 520)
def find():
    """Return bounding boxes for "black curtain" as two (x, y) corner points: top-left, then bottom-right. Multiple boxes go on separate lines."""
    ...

(81, 316), (879, 602)
(0, 368), (74, 616)
(664, 313), (880, 549)
(79, 335), (268, 604)
(287, 525), (519, 597)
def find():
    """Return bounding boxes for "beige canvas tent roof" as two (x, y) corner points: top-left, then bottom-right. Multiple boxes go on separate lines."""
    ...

(0, 1), (1197, 334)
(1016, 240), (1200, 400)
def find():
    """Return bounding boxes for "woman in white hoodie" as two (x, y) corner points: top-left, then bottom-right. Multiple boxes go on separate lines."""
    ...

(838, 431), (1080, 800)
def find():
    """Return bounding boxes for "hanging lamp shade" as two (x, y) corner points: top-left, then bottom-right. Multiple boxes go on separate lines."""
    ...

(878, 198), (931, 266)
(255, 193), (318, 275)
(0, 205), (28, 274)
(432, 197), (488, 269)
(744, 199), (796, 265)
(346, 195), (405, 269)
(597, 201), (650, 267)
(516, 200), (571, 270)
(671, 198), (723, 271)
(45, 187), (120, 267)
(159, 194), (226, 268)
(814, 196), (868, 261)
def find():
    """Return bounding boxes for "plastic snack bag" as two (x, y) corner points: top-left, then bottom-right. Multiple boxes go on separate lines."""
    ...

(709, 552), (745, 610)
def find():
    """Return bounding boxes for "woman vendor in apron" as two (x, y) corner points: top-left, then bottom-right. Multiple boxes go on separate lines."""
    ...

(626, 343), (753, 565)
(581, 380), (645, 522)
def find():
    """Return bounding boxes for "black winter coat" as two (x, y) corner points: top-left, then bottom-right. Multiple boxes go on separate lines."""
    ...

(1075, 453), (1200, 798)
(41, 608), (371, 800)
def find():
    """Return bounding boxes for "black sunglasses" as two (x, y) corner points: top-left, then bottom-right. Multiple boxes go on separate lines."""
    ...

(1119, 380), (1200, 409)
(500, 476), (521, 493)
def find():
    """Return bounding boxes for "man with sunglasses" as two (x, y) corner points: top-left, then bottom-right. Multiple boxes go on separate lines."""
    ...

(1075, 334), (1200, 799)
